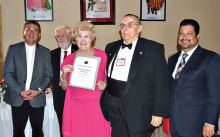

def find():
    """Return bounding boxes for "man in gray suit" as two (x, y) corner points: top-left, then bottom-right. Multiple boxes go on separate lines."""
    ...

(3, 20), (53, 137)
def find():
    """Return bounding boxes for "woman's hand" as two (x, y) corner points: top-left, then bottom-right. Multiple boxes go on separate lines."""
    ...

(63, 65), (74, 74)
(96, 80), (106, 91)
(61, 65), (74, 90)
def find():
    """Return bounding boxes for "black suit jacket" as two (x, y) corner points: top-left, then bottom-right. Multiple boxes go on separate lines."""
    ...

(51, 43), (78, 112)
(101, 37), (169, 132)
(168, 45), (220, 136)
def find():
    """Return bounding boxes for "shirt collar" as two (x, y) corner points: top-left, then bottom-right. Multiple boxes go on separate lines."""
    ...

(25, 42), (36, 48)
(180, 44), (198, 57)
(61, 43), (72, 54)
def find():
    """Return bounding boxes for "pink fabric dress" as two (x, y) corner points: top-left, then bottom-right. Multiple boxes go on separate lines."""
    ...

(61, 48), (111, 137)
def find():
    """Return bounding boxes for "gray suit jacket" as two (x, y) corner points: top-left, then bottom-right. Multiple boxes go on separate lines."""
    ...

(3, 42), (53, 108)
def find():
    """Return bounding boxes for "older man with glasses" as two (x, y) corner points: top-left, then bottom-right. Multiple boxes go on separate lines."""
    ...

(100, 14), (169, 137)
(51, 25), (78, 137)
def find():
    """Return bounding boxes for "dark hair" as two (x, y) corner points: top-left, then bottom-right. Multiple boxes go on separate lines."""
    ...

(23, 20), (41, 33)
(124, 14), (142, 25)
(179, 19), (200, 35)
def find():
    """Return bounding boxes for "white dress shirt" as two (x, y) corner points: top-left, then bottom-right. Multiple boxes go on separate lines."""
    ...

(60, 45), (72, 79)
(25, 43), (36, 90)
(172, 44), (198, 79)
(108, 38), (138, 82)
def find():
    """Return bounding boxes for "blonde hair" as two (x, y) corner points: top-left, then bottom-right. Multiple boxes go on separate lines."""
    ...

(73, 21), (96, 45)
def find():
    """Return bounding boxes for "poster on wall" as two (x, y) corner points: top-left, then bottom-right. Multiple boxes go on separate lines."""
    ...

(140, 0), (166, 21)
(24, 0), (53, 21)
(80, 0), (115, 25)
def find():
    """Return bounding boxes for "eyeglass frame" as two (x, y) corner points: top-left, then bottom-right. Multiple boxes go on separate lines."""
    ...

(76, 35), (91, 41)
(119, 22), (140, 29)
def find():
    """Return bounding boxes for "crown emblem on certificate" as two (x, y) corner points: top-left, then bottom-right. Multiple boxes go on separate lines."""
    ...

(84, 61), (88, 64)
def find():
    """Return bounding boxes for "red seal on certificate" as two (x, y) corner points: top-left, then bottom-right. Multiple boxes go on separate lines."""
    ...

(84, 61), (88, 64)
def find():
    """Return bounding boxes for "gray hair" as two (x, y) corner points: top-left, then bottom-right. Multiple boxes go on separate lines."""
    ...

(55, 25), (72, 36)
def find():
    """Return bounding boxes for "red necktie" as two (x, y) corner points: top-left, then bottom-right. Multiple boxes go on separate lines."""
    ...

(63, 51), (67, 60)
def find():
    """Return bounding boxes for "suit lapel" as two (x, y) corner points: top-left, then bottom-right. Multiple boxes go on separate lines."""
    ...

(71, 43), (78, 53)
(126, 38), (144, 94)
(170, 52), (180, 81)
(32, 44), (40, 82)
(177, 46), (203, 82)
(56, 48), (61, 77)
(106, 43), (121, 74)
(20, 42), (27, 79)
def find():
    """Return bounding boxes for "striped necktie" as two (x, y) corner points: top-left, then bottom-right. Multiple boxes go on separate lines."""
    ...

(175, 53), (188, 79)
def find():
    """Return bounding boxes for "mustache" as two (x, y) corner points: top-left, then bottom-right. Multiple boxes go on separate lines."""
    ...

(181, 39), (191, 42)
(58, 40), (64, 43)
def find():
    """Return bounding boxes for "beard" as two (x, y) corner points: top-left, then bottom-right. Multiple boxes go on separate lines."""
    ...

(59, 41), (70, 49)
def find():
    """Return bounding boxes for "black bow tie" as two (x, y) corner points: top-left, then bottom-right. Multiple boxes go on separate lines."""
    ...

(121, 43), (132, 49)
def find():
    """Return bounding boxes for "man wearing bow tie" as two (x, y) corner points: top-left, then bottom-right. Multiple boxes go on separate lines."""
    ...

(100, 14), (169, 137)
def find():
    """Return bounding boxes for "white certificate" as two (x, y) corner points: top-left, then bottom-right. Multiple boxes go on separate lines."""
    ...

(69, 55), (101, 90)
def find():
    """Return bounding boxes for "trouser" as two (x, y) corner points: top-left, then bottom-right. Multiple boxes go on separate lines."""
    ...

(53, 87), (66, 137)
(106, 92), (154, 137)
(11, 101), (44, 137)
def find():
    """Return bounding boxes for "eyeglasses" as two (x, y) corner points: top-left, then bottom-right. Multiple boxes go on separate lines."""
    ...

(119, 22), (139, 29)
(55, 33), (68, 39)
(25, 28), (39, 33)
(76, 35), (91, 41)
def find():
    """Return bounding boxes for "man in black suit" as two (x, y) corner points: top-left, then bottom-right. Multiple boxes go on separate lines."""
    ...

(168, 19), (220, 137)
(3, 20), (53, 137)
(101, 14), (169, 137)
(51, 26), (78, 137)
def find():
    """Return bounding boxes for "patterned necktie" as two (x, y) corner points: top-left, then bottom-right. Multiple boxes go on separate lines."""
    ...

(63, 51), (67, 60)
(175, 53), (188, 79)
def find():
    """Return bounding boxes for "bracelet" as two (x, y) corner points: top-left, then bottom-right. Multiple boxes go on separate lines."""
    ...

(60, 77), (67, 82)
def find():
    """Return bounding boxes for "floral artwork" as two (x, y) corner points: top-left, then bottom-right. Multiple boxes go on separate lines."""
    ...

(141, 0), (166, 21)
(25, 0), (53, 21)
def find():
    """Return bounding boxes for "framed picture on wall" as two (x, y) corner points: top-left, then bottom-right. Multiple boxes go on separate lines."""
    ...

(140, 0), (166, 21)
(80, 0), (115, 25)
(24, 0), (53, 21)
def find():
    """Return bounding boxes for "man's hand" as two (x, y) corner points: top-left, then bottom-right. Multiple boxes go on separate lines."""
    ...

(203, 123), (215, 137)
(151, 115), (162, 127)
(27, 90), (41, 100)
(20, 90), (29, 100)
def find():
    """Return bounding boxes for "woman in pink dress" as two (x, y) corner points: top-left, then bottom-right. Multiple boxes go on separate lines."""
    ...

(60, 21), (111, 137)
